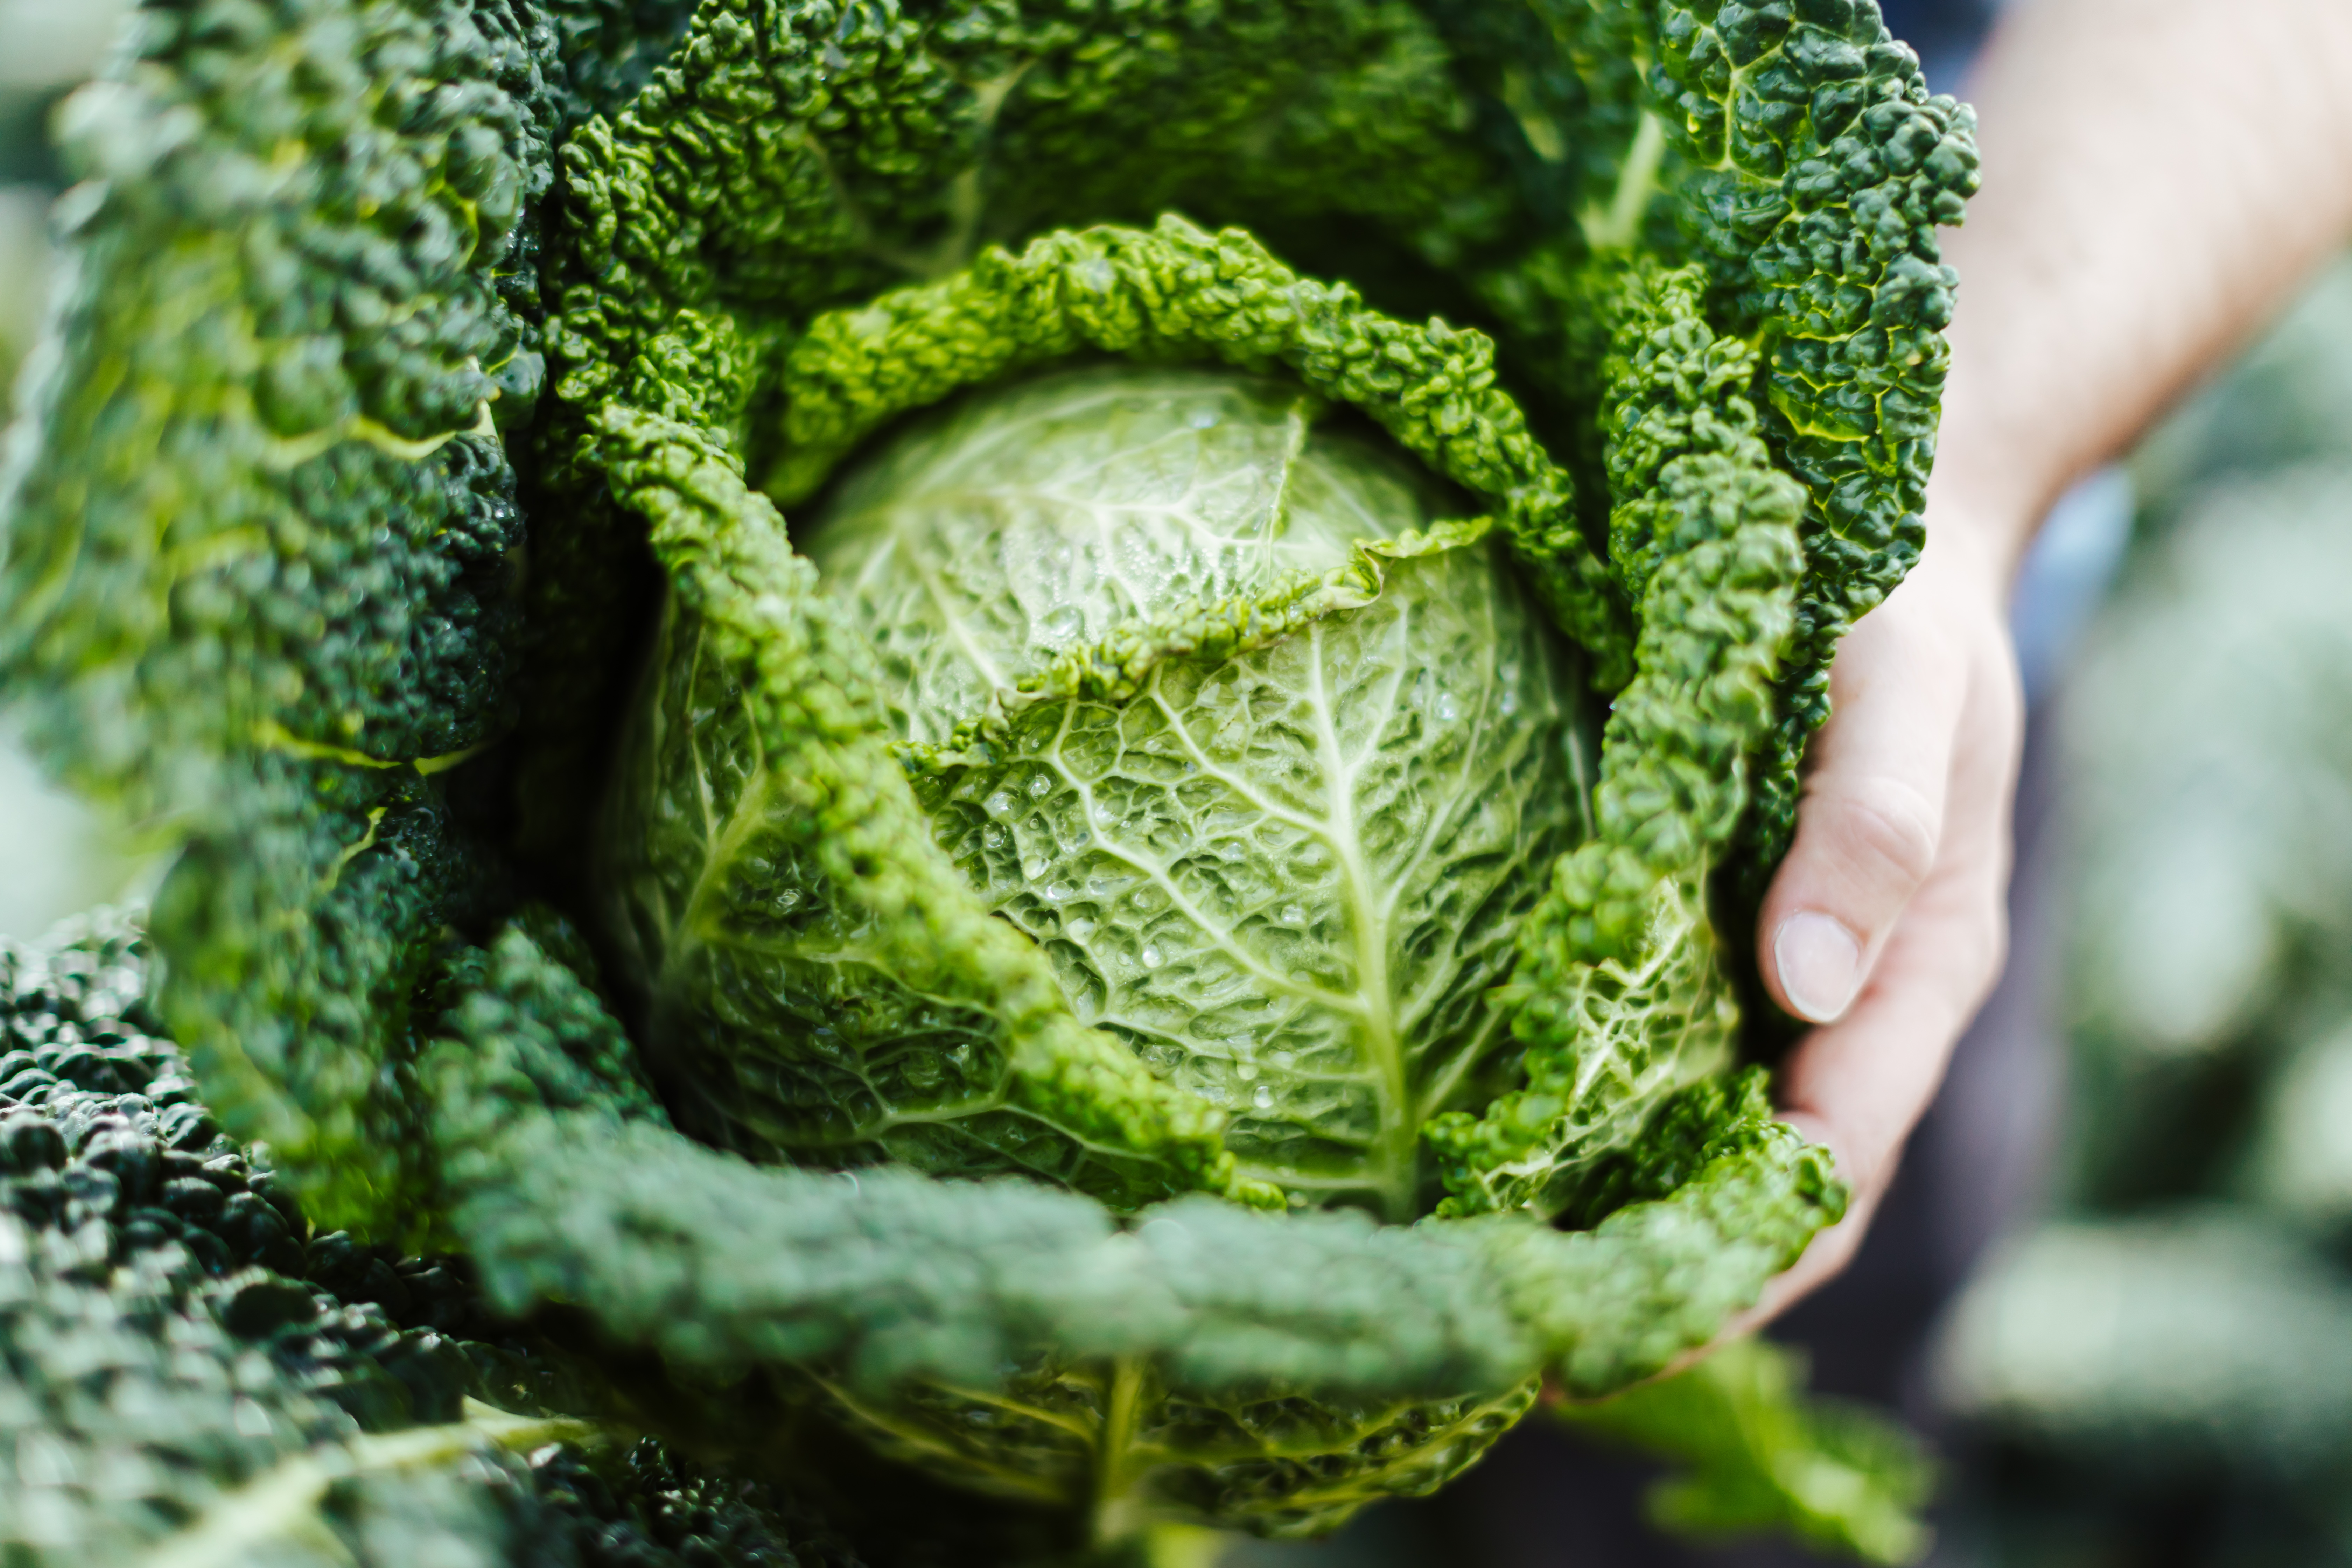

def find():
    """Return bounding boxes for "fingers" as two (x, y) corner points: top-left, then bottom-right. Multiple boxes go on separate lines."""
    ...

(1729, 528), (2026, 1324)
(1753, 859), (2011, 1313)
(1758, 570), (1975, 1024)
(1782, 660), (2018, 1172)
(1753, 620), (2024, 1314)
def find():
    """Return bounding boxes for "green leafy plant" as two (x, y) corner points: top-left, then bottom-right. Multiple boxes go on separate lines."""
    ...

(1558, 1335), (1936, 1564)
(0, 0), (1971, 1558)
(0, 915), (872, 1568)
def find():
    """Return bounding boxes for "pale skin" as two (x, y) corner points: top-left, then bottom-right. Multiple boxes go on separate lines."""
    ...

(1753, 0), (2352, 1308)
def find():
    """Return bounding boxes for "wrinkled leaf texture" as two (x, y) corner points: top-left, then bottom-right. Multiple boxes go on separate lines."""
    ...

(0, 0), (1970, 1544)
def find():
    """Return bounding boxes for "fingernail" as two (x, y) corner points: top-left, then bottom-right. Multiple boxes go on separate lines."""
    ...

(1775, 912), (1864, 1023)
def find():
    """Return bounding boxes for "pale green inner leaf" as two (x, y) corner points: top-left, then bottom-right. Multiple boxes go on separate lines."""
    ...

(613, 365), (1593, 1218)
(806, 367), (1428, 743)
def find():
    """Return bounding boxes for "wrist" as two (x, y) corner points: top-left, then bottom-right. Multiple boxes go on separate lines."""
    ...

(1916, 485), (2032, 603)
(1925, 344), (2125, 589)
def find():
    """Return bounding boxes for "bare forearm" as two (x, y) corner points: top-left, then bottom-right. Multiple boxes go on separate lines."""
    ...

(1933, 0), (2352, 570)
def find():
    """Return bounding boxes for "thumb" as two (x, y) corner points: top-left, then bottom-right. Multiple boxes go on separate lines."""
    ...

(1758, 594), (1969, 1024)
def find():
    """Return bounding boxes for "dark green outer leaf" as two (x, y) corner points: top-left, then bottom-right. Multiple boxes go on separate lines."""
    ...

(1457, 0), (1977, 912)
(0, 0), (575, 1225)
(0, 913), (866, 1568)
(427, 932), (1843, 1406)
(390, 917), (1844, 1532)
(1642, 0), (1979, 887)
(0, 0), (726, 1228)
(1426, 260), (1805, 1216)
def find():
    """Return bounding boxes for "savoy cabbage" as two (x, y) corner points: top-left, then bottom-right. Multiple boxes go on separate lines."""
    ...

(604, 360), (1591, 1219)
(0, 0), (1974, 1556)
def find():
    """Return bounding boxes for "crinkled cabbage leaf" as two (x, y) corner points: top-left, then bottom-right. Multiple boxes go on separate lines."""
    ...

(0, 0), (1972, 1548)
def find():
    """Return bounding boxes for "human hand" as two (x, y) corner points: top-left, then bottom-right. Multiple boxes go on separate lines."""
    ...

(1723, 0), (2352, 1316)
(1751, 516), (2026, 1307)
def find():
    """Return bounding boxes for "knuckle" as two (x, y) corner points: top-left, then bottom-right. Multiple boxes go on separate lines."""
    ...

(1820, 778), (1941, 893)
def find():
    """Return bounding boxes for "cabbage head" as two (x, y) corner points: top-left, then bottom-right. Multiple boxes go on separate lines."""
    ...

(0, 0), (1975, 1554)
(606, 363), (1589, 1219)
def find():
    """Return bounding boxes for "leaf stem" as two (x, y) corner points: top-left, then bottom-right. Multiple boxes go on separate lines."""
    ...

(1093, 1356), (1150, 1544)
(1588, 111), (1668, 253)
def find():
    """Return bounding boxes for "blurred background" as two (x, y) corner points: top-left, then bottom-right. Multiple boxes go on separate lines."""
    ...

(0, 0), (151, 936)
(5, 0), (2349, 1563)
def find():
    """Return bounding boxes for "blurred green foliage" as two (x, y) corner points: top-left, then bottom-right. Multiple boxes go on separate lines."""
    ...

(0, 0), (149, 941)
(1557, 1338), (1936, 1565)
(0, 0), (130, 398)
(1938, 261), (2352, 1566)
